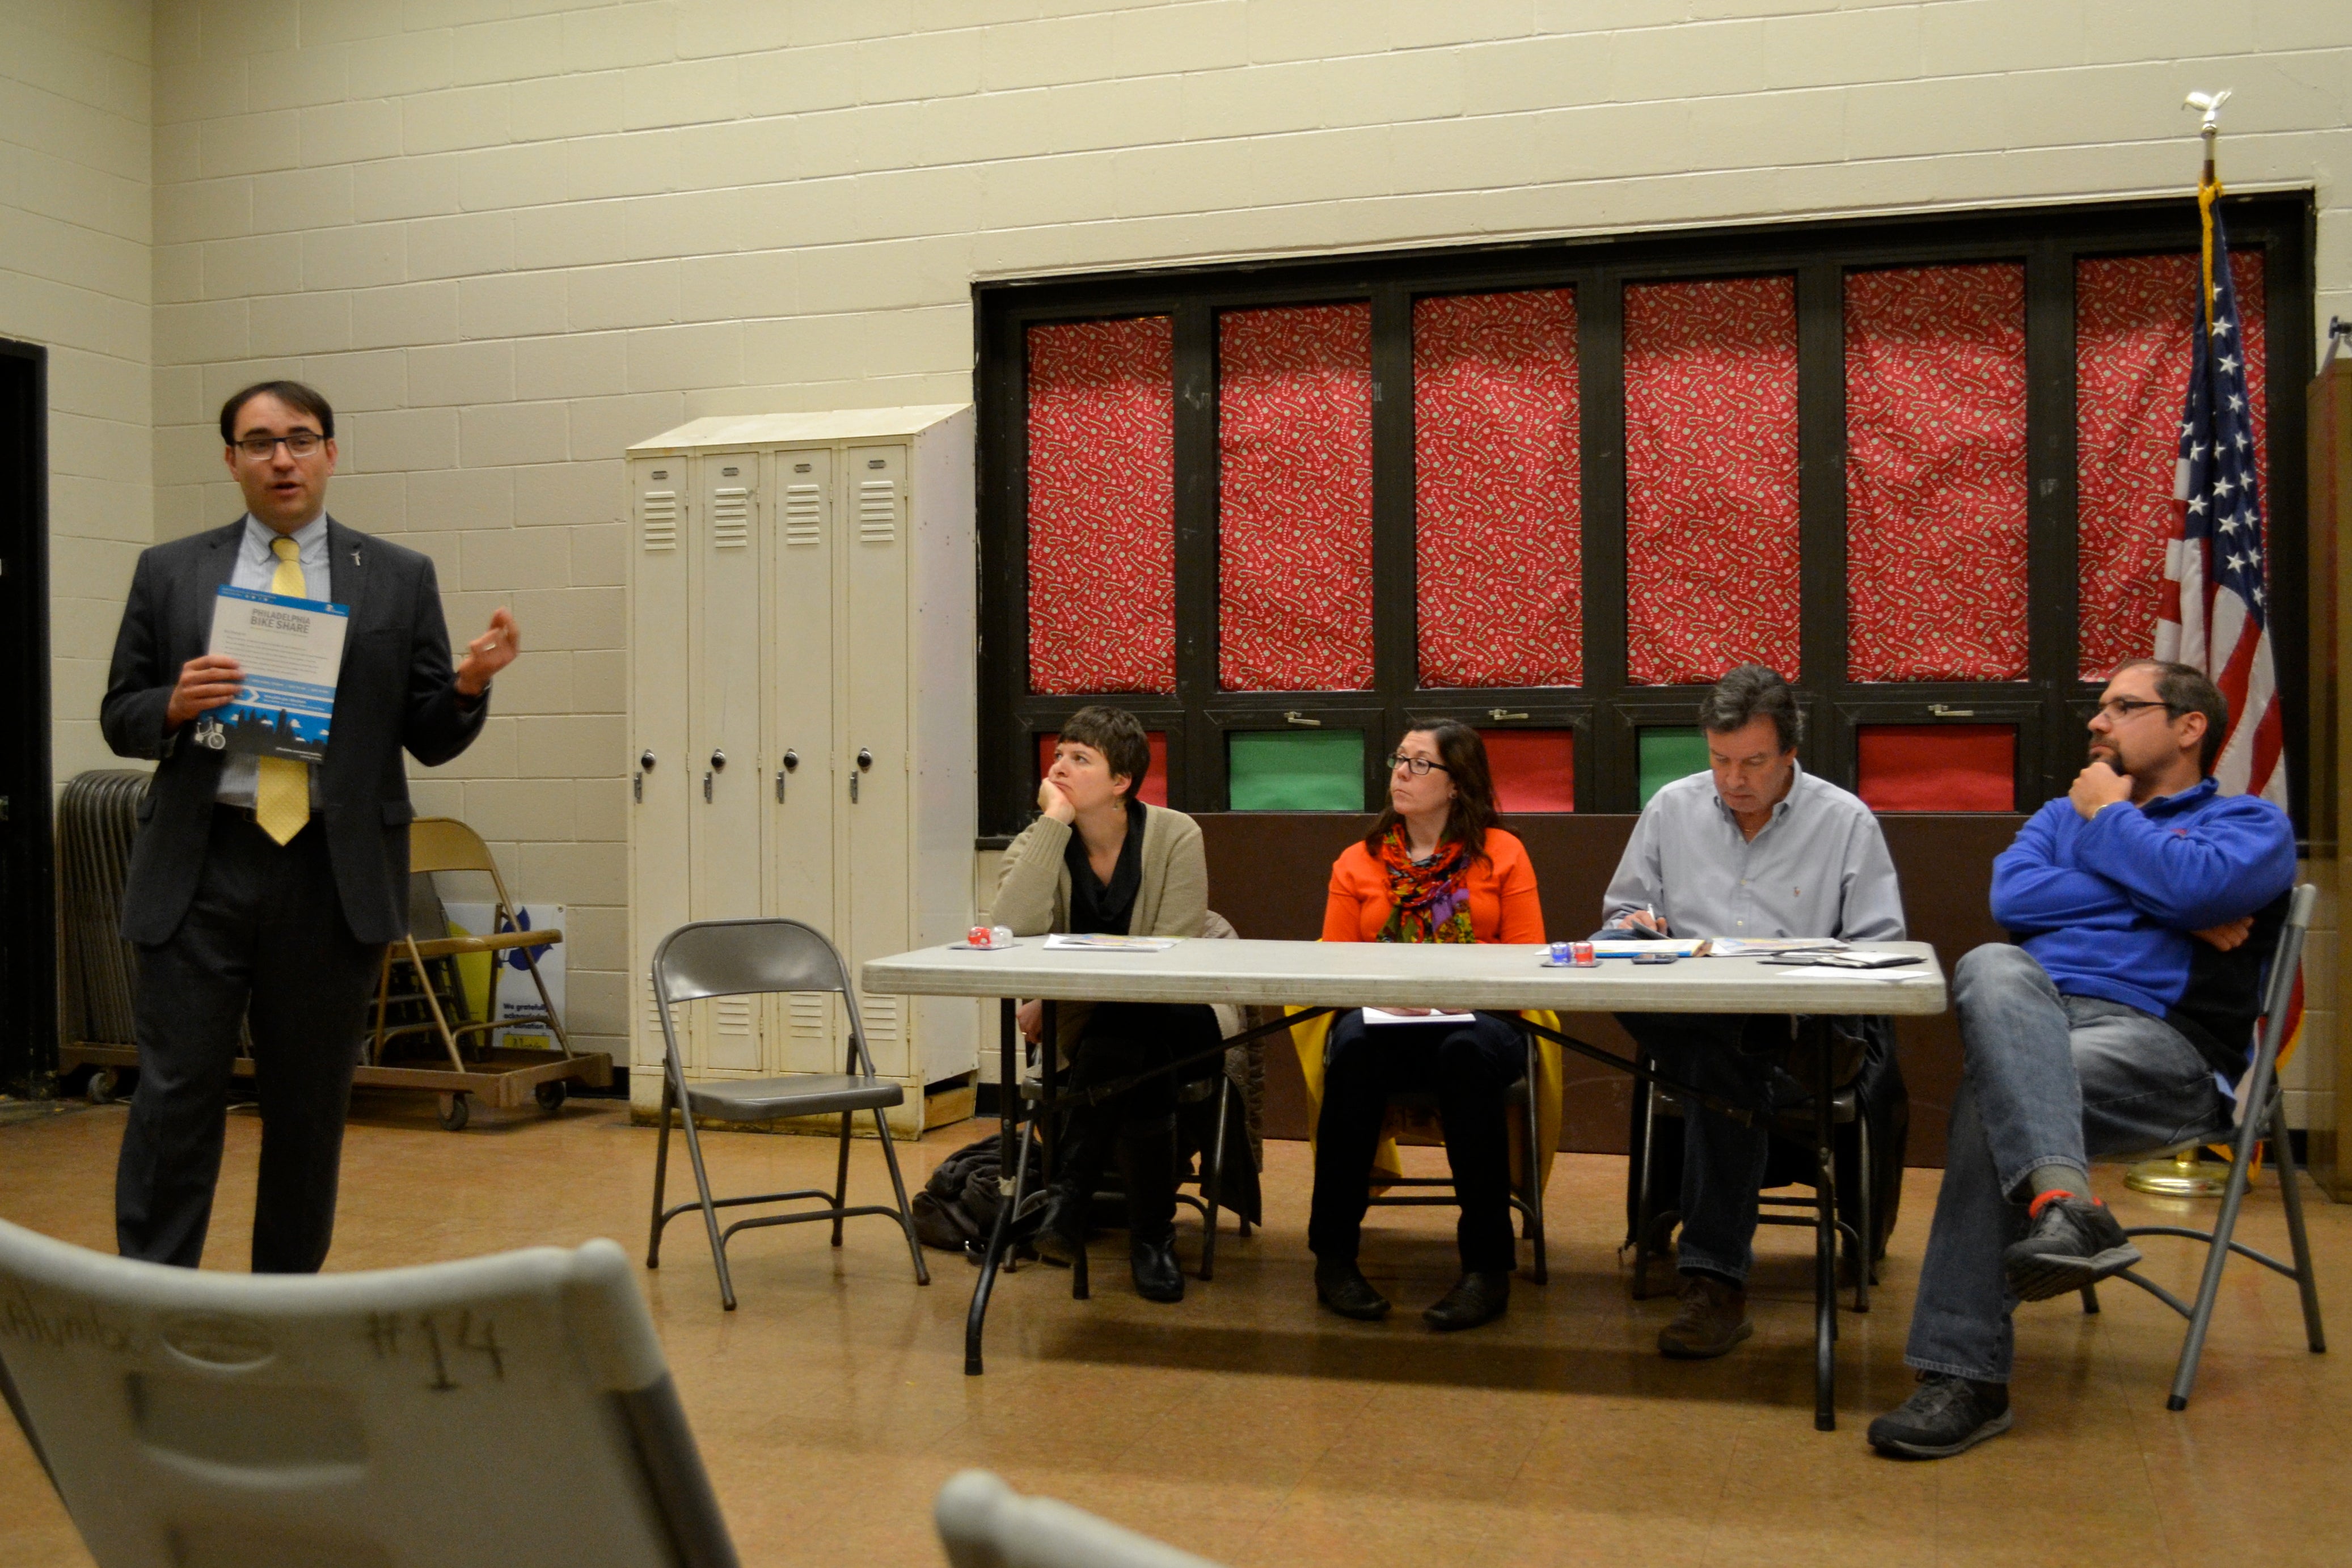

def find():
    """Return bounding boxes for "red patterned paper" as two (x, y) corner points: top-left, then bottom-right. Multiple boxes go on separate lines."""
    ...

(1624, 277), (1802, 684)
(2076, 251), (2266, 681)
(1845, 264), (2030, 682)
(1218, 303), (1375, 691)
(1026, 316), (1177, 695)
(1414, 290), (1582, 687)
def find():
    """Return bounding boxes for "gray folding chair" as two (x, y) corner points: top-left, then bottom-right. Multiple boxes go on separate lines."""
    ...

(645, 918), (930, 1309)
(0, 1220), (736, 1568)
(937, 1469), (1225, 1568)
(2081, 881), (2326, 1408)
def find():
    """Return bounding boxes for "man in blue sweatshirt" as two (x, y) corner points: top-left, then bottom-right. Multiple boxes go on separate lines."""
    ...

(1869, 659), (2296, 1460)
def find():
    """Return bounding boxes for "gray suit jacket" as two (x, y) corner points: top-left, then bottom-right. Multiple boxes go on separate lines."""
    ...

(100, 516), (488, 946)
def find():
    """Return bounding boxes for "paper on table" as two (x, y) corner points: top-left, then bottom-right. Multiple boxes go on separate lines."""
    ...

(200, 585), (348, 764)
(1770, 964), (1936, 983)
(1362, 1008), (1476, 1026)
(1590, 938), (1708, 958)
(1041, 933), (1179, 953)
(1709, 937), (1849, 957)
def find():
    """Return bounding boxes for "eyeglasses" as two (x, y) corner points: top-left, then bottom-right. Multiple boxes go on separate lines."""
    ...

(232, 431), (323, 459)
(2095, 697), (2176, 722)
(1385, 754), (1450, 777)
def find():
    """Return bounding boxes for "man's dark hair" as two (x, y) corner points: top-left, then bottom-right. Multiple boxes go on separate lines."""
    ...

(1696, 663), (1803, 753)
(2113, 658), (2230, 774)
(219, 380), (335, 444)
(1056, 705), (1151, 801)
(1363, 720), (1501, 863)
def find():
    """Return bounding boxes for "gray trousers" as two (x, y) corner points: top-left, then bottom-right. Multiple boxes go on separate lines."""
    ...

(1903, 944), (2224, 1383)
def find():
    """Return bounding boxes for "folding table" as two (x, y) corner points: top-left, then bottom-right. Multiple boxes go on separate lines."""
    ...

(861, 938), (1946, 1428)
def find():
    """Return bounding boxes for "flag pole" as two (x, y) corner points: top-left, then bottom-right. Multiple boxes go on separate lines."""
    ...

(2129, 88), (2239, 1202)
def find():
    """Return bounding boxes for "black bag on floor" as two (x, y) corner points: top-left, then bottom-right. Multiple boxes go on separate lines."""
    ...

(911, 1132), (1044, 1253)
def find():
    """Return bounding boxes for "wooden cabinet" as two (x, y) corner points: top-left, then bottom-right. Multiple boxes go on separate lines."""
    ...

(625, 408), (977, 1132)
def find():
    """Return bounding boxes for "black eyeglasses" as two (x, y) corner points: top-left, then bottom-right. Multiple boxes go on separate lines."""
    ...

(2095, 697), (2176, 721)
(233, 431), (323, 458)
(1384, 754), (1450, 777)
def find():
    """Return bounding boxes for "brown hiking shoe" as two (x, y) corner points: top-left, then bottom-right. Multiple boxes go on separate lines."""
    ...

(1658, 1272), (1753, 1359)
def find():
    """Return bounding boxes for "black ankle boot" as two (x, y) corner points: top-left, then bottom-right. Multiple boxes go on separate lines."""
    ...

(1118, 1116), (1185, 1303)
(1031, 1107), (1109, 1268)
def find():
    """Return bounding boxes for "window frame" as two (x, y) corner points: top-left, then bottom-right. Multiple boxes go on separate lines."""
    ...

(974, 195), (2317, 843)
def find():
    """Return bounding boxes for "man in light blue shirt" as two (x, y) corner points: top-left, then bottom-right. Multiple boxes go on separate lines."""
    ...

(1601, 665), (1906, 1360)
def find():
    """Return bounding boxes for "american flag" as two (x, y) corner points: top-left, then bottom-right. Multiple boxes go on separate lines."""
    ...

(2156, 195), (2285, 805)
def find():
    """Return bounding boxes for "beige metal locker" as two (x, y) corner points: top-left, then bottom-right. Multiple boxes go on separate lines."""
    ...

(625, 408), (977, 1135)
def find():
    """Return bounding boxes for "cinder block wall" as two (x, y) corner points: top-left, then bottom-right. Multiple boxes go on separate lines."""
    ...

(3, 0), (153, 783)
(99, 1), (2352, 1100)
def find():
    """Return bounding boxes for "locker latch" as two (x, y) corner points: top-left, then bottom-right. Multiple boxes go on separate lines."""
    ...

(776, 748), (799, 802)
(851, 749), (872, 805)
(635, 750), (654, 804)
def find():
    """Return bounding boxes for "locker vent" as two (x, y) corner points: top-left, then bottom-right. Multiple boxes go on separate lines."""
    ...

(716, 996), (754, 1037)
(711, 487), (751, 550)
(783, 483), (822, 548)
(859, 994), (901, 1045)
(642, 991), (674, 1051)
(856, 479), (897, 544)
(788, 994), (830, 1037)
(641, 491), (679, 552)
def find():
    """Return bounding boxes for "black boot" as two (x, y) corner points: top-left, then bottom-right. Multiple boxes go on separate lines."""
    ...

(1118, 1115), (1185, 1303)
(1031, 1105), (1108, 1269)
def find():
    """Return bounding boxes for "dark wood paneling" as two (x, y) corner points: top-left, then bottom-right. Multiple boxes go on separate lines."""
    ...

(1199, 812), (2024, 1167)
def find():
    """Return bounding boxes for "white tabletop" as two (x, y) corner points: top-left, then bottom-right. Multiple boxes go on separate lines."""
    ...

(861, 939), (1948, 1017)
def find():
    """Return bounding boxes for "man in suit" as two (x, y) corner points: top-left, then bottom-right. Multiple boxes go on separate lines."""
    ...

(101, 379), (519, 1272)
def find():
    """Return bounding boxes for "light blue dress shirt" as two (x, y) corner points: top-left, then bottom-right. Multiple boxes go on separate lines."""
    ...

(215, 513), (332, 808)
(1601, 762), (1907, 942)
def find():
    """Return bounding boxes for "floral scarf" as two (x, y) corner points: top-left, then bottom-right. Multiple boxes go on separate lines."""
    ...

(1375, 825), (1475, 944)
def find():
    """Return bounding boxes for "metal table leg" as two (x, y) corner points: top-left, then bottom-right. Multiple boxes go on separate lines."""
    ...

(964, 998), (1021, 1375)
(1809, 1013), (1837, 1432)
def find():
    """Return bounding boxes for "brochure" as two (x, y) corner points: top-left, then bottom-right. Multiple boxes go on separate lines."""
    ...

(1710, 937), (1849, 957)
(1041, 933), (1179, 953)
(200, 585), (347, 765)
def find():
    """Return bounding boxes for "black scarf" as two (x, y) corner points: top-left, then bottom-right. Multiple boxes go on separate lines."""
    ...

(1065, 797), (1146, 936)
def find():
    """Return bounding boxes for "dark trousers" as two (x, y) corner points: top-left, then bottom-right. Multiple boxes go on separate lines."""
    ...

(116, 807), (383, 1273)
(1620, 1012), (1800, 1283)
(1307, 1010), (1524, 1274)
(1063, 1001), (1222, 1131)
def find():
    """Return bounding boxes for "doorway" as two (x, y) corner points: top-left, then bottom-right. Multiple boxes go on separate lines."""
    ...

(1, 338), (54, 1095)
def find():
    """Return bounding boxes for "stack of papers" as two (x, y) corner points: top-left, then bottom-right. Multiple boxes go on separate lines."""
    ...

(1041, 933), (1179, 953)
(1588, 938), (1708, 958)
(1710, 938), (1848, 957)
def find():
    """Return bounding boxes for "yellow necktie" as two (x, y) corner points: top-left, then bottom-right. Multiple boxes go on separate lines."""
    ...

(254, 536), (311, 846)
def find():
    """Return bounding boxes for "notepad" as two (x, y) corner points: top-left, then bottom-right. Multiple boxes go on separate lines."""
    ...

(1362, 1008), (1476, 1026)
(1041, 933), (1179, 953)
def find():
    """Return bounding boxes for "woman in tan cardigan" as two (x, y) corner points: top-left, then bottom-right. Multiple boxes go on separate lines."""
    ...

(994, 705), (1212, 1303)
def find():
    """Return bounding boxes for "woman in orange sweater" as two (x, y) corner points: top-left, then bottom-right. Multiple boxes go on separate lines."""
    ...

(1309, 720), (1544, 1333)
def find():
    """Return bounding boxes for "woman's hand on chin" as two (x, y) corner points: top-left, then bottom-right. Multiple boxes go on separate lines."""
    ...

(1037, 777), (1077, 824)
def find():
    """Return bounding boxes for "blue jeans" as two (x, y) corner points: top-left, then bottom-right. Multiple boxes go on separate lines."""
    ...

(1621, 1012), (1811, 1283)
(1904, 943), (2225, 1383)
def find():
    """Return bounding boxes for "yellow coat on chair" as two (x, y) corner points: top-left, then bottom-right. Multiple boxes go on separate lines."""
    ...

(1287, 1007), (1567, 1197)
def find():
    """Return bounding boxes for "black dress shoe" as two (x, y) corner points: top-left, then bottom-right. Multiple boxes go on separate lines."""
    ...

(1423, 1270), (1510, 1332)
(1314, 1259), (1391, 1320)
(1029, 1187), (1087, 1268)
(1129, 1233), (1185, 1302)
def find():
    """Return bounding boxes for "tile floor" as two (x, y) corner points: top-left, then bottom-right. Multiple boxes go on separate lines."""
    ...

(3, 1093), (2347, 1566)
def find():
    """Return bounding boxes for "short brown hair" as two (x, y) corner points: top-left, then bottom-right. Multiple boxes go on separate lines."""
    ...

(2112, 659), (2230, 774)
(219, 379), (335, 443)
(1055, 705), (1151, 801)
(1364, 720), (1501, 863)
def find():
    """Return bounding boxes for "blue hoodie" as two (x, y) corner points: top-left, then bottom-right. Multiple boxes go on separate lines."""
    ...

(1992, 777), (2296, 1067)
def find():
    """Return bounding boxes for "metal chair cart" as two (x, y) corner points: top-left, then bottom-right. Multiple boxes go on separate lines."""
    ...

(56, 783), (611, 1130)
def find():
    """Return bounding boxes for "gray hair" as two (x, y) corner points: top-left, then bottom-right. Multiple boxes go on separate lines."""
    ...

(1697, 664), (1802, 753)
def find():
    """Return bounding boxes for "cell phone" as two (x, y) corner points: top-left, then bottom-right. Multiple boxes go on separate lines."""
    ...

(1630, 951), (1681, 966)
